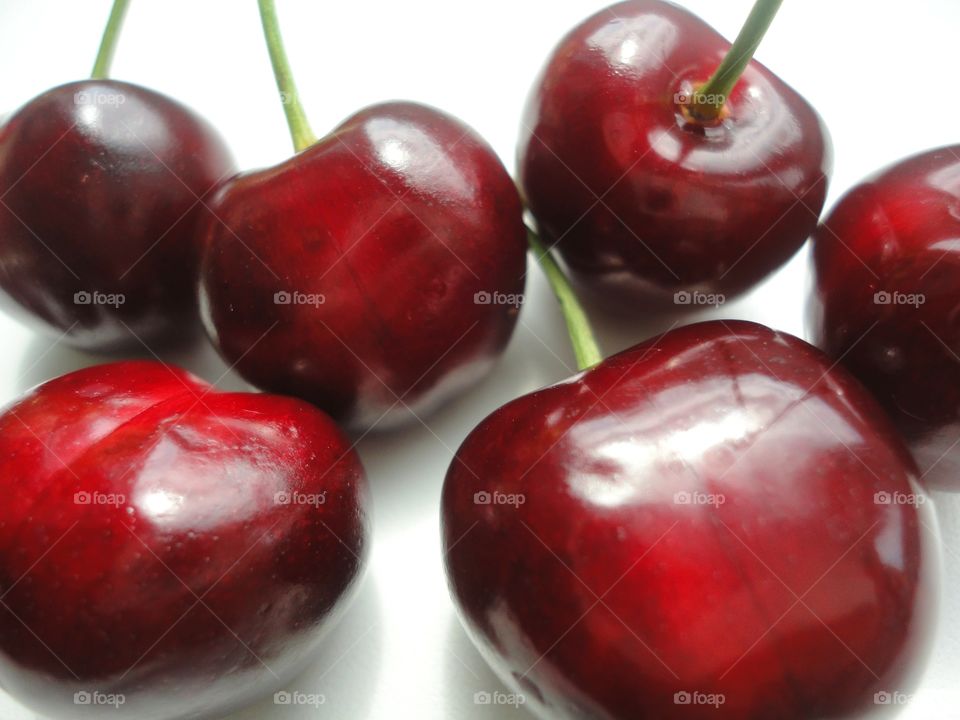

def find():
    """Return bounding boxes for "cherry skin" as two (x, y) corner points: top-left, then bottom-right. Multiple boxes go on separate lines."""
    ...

(809, 145), (960, 490)
(199, 102), (527, 431)
(518, 0), (831, 312)
(0, 80), (234, 351)
(0, 361), (368, 719)
(442, 320), (938, 719)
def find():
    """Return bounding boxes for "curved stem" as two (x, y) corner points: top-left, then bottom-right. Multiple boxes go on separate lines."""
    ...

(257, 0), (317, 152)
(690, 0), (784, 122)
(91, 0), (132, 79)
(527, 229), (602, 372)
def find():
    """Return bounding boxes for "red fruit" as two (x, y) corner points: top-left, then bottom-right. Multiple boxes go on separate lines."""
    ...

(0, 361), (368, 719)
(518, 0), (831, 311)
(0, 80), (234, 351)
(809, 144), (960, 489)
(199, 102), (527, 431)
(443, 321), (937, 719)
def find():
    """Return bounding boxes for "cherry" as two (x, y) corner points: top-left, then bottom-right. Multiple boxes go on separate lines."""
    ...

(443, 239), (938, 718)
(198, 0), (526, 431)
(0, 361), (369, 719)
(809, 145), (960, 490)
(518, 0), (831, 312)
(443, 320), (938, 719)
(0, 0), (234, 351)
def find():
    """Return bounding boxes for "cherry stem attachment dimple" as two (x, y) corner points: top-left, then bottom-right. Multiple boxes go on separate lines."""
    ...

(690, 0), (784, 122)
(91, 0), (131, 79)
(257, 0), (318, 152)
(527, 229), (602, 372)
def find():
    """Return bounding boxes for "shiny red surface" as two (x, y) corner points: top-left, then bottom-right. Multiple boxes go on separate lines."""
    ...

(518, 0), (831, 311)
(810, 145), (960, 490)
(443, 321), (938, 719)
(0, 362), (368, 719)
(199, 102), (527, 432)
(0, 80), (234, 351)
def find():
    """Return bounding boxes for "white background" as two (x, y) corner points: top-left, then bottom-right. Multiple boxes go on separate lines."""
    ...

(1, 0), (959, 718)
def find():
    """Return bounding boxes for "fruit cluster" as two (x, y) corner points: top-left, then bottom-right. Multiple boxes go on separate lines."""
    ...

(0, 0), (954, 718)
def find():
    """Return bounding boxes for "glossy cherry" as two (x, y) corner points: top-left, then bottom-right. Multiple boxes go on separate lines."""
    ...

(0, 361), (368, 719)
(0, 80), (234, 350)
(199, 102), (527, 432)
(809, 145), (960, 490)
(443, 320), (938, 719)
(518, 0), (831, 311)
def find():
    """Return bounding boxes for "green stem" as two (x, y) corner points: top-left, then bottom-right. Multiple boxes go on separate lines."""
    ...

(90, 0), (131, 79)
(257, 0), (317, 152)
(690, 0), (784, 122)
(527, 229), (602, 372)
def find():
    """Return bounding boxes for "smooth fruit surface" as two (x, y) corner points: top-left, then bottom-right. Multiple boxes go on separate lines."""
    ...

(809, 144), (960, 489)
(443, 320), (937, 719)
(518, 0), (831, 310)
(0, 80), (234, 350)
(0, 361), (368, 719)
(200, 101), (527, 431)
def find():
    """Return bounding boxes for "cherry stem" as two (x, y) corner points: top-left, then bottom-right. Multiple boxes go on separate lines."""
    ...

(527, 229), (602, 372)
(257, 0), (317, 152)
(690, 0), (784, 122)
(90, 0), (131, 79)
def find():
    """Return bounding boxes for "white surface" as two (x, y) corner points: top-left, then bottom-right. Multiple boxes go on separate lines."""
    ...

(1, 1), (959, 718)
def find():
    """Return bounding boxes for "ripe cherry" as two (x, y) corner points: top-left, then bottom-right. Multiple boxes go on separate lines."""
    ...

(443, 320), (938, 719)
(0, 361), (368, 719)
(0, 0), (234, 350)
(518, 0), (831, 312)
(199, 0), (526, 431)
(809, 144), (960, 489)
(443, 242), (938, 719)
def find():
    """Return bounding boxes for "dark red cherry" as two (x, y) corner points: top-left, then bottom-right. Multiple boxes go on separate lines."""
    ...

(443, 320), (938, 719)
(518, 0), (831, 311)
(199, 102), (527, 431)
(0, 361), (368, 719)
(0, 80), (234, 351)
(809, 145), (960, 489)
